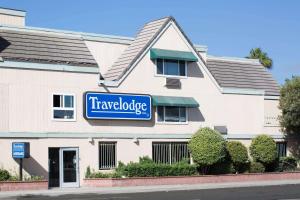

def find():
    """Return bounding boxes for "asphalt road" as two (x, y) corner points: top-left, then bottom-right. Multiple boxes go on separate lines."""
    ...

(6, 184), (300, 200)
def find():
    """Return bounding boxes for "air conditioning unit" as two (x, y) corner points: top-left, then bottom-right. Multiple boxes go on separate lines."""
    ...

(165, 78), (181, 88)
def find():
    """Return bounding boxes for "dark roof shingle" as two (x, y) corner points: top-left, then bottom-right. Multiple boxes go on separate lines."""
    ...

(207, 57), (280, 96)
(0, 29), (98, 67)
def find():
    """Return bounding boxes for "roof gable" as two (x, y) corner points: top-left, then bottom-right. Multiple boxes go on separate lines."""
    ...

(102, 17), (206, 83)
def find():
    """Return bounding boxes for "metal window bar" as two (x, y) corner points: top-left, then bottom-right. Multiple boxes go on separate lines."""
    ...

(152, 142), (190, 164)
(99, 142), (116, 169)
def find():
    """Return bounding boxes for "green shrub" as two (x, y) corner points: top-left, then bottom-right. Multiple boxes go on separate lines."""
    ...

(0, 169), (10, 181)
(226, 141), (249, 173)
(249, 162), (265, 173)
(209, 159), (235, 175)
(85, 166), (91, 178)
(278, 157), (298, 172)
(250, 135), (277, 165)
(88, 171), (122, 178)
(188, 127), (227, 174)
(139, 156), (154, 164)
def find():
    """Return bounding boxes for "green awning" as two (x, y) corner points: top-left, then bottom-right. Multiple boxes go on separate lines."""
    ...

(150, 48), (198, 62)
(152, 95), (199, 108)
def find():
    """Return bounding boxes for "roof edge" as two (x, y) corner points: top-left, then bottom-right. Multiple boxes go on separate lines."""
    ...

(0, 7), (26, 17)
(208, 55), (260, 64)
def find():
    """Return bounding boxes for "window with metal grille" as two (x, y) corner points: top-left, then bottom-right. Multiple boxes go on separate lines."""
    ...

(276, 142), (287, 158)
(99, 142), (116, 169)
(152, 142), (190, 164)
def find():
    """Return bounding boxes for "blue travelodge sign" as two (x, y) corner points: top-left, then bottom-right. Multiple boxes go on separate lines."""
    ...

(12, 142), (30, 159)
(84, 92), (152, 120)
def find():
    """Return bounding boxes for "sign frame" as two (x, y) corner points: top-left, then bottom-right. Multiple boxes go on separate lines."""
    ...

(84, 92), (152, 121)
(12, 142), (30, 159)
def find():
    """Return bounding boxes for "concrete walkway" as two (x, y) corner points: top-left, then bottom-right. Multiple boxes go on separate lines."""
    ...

(1, 179), (300, 198)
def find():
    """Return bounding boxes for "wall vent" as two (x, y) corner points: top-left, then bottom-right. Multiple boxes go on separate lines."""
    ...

(165, 78), (181, 88)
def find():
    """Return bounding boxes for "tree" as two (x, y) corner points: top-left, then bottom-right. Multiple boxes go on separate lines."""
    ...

(279, 76), (300, 135)
(250, 135), (277, 165)
(188, 127), (226, 174)
(246, 48), (273, 69)
(226, 141), (249, 173)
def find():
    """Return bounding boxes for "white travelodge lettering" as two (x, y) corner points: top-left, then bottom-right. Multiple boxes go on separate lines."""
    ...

(88, 94), (149, 115)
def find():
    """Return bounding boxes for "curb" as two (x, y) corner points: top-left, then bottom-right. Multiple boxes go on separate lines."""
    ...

(1, 179), (300, 198)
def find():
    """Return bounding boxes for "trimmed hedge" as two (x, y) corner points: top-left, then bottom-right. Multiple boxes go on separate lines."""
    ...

(123, 161), (197, 177)
(0, 169), (10, 181)
(188, 127), (226, 174)
(250, 135), (277, 165)
(86, 157), (197, 178)
(249, 162), (265, 173)
(226, 141), (249, 173)
(278, 157), (298, 172)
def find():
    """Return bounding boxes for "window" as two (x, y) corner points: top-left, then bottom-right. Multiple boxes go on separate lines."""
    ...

(99, 142), (116, 169)
(52, 94), (75, 121)
(156, 59), (186, 77)
(157, 106), (187, 123)
(276, 142), (287, 158)
(152, 142), (190, 164)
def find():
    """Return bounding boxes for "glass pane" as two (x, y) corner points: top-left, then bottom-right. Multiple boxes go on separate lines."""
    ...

(53, 110), (74, 119)
(157, 106), (164, 122)
(164, 60), (179, 76)
(165, 106), (179, 122)
(179, 107), (187, 122)
(152, 143), (170, 164)
(99, 143), (116, 169)
(179, 61), (186, 76)
(63, 150), (77, 183)
(53, 95), (61, 107)
(156, 59), (163, 74)
(64, 95), (74, 108)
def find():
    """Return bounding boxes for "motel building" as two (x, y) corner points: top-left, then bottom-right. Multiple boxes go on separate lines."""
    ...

(0, 7), (286, 188)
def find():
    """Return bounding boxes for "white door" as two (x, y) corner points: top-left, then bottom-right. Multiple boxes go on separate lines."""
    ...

(60, 148), (79, 188)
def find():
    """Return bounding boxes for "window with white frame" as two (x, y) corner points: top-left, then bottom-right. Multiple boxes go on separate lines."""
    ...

(152, 142), (190, 164)
(99, 142), (116, 169)
(156, 59), (186, 77)
(157, 106), (187, 123)
(52, 94), (75, 120)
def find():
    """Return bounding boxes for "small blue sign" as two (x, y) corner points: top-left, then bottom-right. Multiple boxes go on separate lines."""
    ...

(85, 92), (152, 120)
(12, 142), (30, 159)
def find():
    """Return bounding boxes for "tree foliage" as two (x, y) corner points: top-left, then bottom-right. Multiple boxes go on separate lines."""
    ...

(279, 76), (300, 135)
(226, 141), (249, 173)
(250, 135), (277, 165)
(246, 48), (273, 69)
(188, 127), (226, 174)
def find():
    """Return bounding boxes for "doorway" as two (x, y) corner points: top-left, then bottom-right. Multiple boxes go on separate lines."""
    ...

(48, 147), (79, 188)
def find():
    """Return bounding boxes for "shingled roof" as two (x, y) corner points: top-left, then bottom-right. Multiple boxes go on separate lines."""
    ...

(103, 17), (171, 81)
(0, 28), (98, 67)
(207, 57), (280, 96)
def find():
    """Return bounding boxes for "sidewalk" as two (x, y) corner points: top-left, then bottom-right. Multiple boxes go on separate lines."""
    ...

(1, 179), (300, 198)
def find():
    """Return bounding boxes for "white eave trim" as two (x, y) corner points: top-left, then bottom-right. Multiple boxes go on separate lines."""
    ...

(221, 87), (265, 95)
(264, 95), (280, 100)
(0, 60), (99, 74)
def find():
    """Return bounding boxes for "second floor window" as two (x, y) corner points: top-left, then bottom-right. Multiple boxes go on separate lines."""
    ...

(156, 59), (186, 77)
(53, 94), (75, 121)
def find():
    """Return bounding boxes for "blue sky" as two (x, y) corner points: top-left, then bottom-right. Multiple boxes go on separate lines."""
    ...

(1, 0), (299, 84)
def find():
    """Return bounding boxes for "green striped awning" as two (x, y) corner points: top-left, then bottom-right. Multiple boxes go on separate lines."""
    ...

(152, 95), (199, 108)
(150, 48), (198, 62)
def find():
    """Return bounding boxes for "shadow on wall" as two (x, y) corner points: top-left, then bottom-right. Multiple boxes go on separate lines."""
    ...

(87, 109), (156, 127)
(14, 156), (48, 179)
(87, 107), (205, 126)
(187, 62), (204, 78)
(189, 108), (205, 122)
